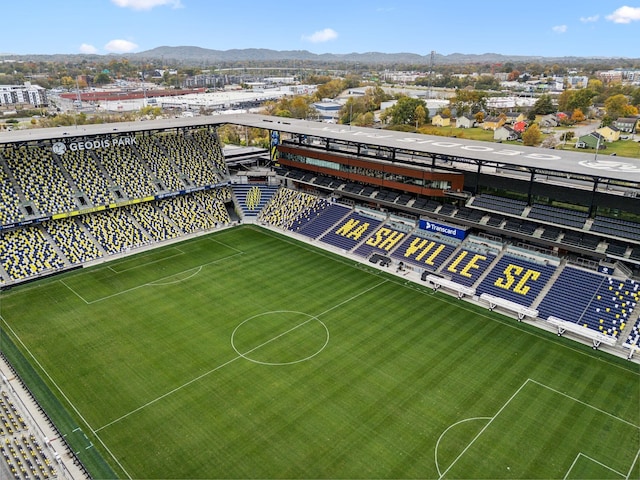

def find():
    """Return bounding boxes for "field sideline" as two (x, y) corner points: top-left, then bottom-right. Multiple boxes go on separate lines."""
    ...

(0, 225), (638, 479)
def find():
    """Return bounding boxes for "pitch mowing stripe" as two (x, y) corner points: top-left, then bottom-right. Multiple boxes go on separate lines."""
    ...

(95, 279), (389, 432)
(437, 378), (532, 479)
(0, 313), (133, 479)
(529, 379), (639, 430)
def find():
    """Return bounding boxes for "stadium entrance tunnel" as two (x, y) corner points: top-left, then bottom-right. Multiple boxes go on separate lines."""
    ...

(231, 311), (329, 365)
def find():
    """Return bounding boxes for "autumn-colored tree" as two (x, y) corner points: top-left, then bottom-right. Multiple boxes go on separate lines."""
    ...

(474, 111), (485, 124)
(522, 124), (542, 146)
(507, 70), (520, 81)
(605, 94), (631, 120)
(571, 108), (586, 123)
(414, 105), (427, 128)
(60, 76), (74, 89)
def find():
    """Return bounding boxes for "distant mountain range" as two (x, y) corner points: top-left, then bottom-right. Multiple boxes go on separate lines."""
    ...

(2, 46), (636, 65)
(131, 46), (630, 64)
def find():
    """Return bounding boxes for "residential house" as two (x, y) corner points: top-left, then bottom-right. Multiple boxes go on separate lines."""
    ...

(576, 132), (606, 149)
(596, 125), (621, 142)
(455, 114), (475, 129)
(538, 114), (558, 128)
(513, 121), (527, 134)
(504, 112), (525, 124)
(614, 117), (639, 134)
(482, 116), (505, 131)
(431, 113), (451, 127)
(494, 125), (518, 141)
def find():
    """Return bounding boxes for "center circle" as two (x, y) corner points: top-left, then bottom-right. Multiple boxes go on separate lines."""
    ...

(231, 311), (329, 365)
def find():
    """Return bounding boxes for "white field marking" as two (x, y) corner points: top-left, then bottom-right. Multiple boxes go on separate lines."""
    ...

(316, 280), (388, 318)
(437, 378), (532, 479)
(0, 314), (133, 480)
(564, 452), (625, 480)
(59, 279), (90, 305)
(231, 311), (330, 366)
(434, 417), (492, 477)
(626, 445), (640, 480)
(528, 379), (640, 429)
(425, 290), (640, 377)
(64, 251), (243, 305)
(256, 227), (639, 376)
(107, 248), (186, 274)
(148, 266), (202, 286)
(96, 281), (386, 431)
(206, 235), (245, 254)
(94, 355), (242, 432)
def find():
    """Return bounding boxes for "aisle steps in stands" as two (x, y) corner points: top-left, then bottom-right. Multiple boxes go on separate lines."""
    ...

(39, 225), (72, 267)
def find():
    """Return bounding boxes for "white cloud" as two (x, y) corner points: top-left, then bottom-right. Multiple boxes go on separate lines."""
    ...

(606, 6), (640, 23)
(111, 0), (183, 10)
(104, 39), (139, 53)
(552, 24), (567, 33)
(580, 14), (599, 23)
(79, 43), (98, 54)
(301, 28), (338, 44)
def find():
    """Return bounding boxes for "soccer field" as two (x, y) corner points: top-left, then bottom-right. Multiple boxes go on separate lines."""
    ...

(1, 225), (638, 479)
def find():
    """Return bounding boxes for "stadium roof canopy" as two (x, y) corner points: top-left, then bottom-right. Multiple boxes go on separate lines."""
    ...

(1, 113), (639, 183)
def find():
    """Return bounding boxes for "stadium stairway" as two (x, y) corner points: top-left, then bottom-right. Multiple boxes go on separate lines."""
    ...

(463, 248), (503, 289)
(619, 309), (640, 345)
(530, 259), (567, 311)
(40, 226), (72, 267)
(51, 151), (83, 206)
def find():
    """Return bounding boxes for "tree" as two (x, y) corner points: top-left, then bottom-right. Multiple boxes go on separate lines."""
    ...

(522, 124), (542, 146)
(474, 111), (485, 124)
(507, 70), (520, 81)
(94, 72), (111, 85)
(60, 76), (75, 90)
(571, 108), (586, 123)
(605, 94), (630, 120)
(414, 105), (427, 128)
(532, 94), (555, 115)
(387, 96), (428, 126)
(451, 90), (487, 116)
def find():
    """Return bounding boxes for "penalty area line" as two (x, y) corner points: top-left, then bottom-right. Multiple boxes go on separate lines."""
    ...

(437, 378), (532, 480)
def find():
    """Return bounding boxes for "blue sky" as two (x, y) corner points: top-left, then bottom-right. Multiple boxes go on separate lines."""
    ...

(3, 0), (640, 58)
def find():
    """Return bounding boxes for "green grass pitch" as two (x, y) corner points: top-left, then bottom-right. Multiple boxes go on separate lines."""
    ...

(1, 225), (638, 479)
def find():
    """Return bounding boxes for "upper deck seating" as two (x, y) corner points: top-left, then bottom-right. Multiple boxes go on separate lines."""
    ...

(134, 136), (185, 192)
(96, 142), (158, 199)
(157, 132), (222, 187)
(471, 194), (527, 215)
(57, 148), (115, 206)
(591, 216), (640, 241)
(0, 161), (22, 225)
(528, 204), (588, 228)
(3, 145), (76, 215)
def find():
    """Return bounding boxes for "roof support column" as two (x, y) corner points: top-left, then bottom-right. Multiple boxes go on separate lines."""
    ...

(588, 177), (599, 217)
(527, 169), (535, 205)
